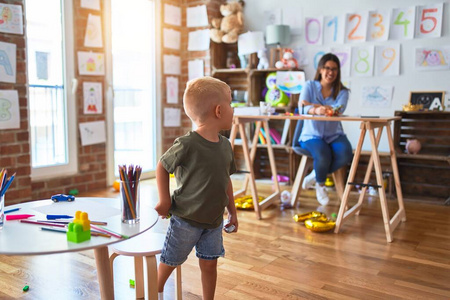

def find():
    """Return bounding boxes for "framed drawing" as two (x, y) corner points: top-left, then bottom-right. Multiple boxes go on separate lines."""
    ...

(409, 91), (445, 110)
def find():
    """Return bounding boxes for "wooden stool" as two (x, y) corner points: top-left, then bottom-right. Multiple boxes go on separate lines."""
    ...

(109, 232), (182, 300)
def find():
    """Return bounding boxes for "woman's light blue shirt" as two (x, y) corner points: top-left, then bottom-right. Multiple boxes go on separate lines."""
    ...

(299, 80), (349, 143)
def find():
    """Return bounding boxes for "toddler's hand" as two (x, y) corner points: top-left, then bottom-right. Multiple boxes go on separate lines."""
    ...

(154, 202), (170, 218)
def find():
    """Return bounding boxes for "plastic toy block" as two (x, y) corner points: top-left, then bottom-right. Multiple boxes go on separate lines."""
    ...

(129, 279), (135, 287)
(74, 210), (90, 231)
(67, 222), (91, 243)
(23, 285), (29, 292)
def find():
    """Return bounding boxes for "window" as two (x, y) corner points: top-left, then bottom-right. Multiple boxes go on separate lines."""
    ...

(26, 0), (77, 179)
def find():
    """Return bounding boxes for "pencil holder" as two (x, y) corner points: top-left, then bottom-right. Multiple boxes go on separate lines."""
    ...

(120, 180), (140, 224)
(0, 195), (4, 230)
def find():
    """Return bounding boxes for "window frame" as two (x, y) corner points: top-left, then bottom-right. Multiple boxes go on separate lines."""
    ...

(28, 0), (78, 180)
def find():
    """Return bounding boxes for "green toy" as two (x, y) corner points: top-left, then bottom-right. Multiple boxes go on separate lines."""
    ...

(265, 72), (289, 107)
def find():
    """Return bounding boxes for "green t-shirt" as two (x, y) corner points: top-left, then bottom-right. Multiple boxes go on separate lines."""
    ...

(160, 131), (236, 228)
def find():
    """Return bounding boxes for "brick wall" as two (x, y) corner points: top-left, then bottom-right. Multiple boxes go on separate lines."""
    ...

(0, 0), (32, 204)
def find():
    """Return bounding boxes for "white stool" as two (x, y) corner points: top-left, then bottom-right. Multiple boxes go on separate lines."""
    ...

(109, 232), (182, 300)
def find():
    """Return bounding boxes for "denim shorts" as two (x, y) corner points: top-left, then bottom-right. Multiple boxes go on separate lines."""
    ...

(160, 215), (225, 267)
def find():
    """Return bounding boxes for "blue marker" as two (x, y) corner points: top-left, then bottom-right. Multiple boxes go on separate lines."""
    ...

(0, 173), (15, 197)
(46, 214), (74, 220)
(4, 208), (20, 214)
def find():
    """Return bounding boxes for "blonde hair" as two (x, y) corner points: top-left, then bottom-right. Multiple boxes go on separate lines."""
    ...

(183, 76), (231, 123)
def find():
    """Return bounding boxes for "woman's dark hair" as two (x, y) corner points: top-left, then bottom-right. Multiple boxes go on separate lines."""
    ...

(314, 53), (348, 100)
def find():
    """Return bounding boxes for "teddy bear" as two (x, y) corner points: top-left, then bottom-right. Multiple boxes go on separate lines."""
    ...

(257, 49), (269, 70)
(275, 48), (298, 69)
(210, 1), (244, 44)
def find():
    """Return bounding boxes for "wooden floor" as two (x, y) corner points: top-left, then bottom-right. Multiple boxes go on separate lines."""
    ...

(1, 178), (449, 299)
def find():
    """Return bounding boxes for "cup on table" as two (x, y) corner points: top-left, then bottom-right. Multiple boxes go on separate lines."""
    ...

(0, 195), (4, 230)
(120, 180), (140, 224)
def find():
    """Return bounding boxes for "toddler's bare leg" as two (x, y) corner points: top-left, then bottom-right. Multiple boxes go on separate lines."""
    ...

(158, 262), (176, 292)
(199, 258), (218, 300)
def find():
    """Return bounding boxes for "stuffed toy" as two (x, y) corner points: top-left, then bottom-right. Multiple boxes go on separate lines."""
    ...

(210, 1), (244, 44)
(257, 49), (269, 70)
(275, 48), (298, 69)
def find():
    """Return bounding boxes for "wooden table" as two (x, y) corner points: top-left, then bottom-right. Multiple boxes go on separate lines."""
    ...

(0, 197), (158, 299)
(230, 114), (406, 242)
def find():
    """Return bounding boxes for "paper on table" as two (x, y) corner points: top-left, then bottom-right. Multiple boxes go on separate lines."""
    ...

(186, 5), (208, 27)
(188, 29), (210, 51)
(32, 202), (121, 220)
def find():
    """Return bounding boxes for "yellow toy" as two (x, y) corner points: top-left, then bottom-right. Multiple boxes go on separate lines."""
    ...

(67, 211), (91, 243)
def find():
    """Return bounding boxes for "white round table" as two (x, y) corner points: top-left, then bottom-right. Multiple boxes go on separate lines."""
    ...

(0, 197), (159, 299)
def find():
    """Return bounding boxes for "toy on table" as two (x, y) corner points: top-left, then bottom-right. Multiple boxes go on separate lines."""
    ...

(325, 105), (343, 116)
(275, 49), (298, 69)
(265, 72), (289, 107)
(209, 0), (244, 44)
(67, 211), (91, 243)
(51, 194), (75, 202)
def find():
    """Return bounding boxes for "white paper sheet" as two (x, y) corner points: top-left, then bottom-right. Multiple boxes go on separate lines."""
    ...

(163, 55), (181, 75)
(79, 121), (106, 146)
(83, 82), (103, 114)
(163, 28), (181, 50)
(164, 4), (181, 26)
(238, 31), (265, 55)
(0, 90), (20, 129)
(345, 12), (368, 43)
(331, 47), (351, 77)
(166, 76), (178, 104)
(305, 17), (323, 45)
(351, 46), (374, 77)
(415, 3), (443, 39)
(164, 108), (181, 127)
(0, 41), (16, 83)
(84, 14), (103, 48)
(188, 60), (204, 81)
(81, 0), (100, 11)
(188, 29), (210, 51)
(187, 5), (208, 27)
(389, 7), (416, 40)
(0, 4), (23, 35)
(415, 46), (450, 71)
(367, 10), (390, 42)
(375, 44), (400, 76)
(362, 86), (393, 108)
(77, 51), (105, 75)
(323, 15), (345, 44)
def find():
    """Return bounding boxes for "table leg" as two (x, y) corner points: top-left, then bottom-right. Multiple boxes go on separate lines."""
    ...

(94, 246), (115, 300)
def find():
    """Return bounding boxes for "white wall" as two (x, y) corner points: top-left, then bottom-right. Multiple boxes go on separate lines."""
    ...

(243, 0), (450, 151)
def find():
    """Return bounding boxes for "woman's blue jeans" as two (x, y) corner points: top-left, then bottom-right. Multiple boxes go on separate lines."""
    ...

(300, 135), (353, 184)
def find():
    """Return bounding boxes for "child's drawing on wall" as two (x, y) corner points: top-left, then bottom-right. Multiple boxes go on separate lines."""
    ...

(416, 47), (450, 71)
(83, 82), (102, 114)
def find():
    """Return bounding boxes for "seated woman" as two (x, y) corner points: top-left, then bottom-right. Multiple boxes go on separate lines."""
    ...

(299, 53), (353, 205)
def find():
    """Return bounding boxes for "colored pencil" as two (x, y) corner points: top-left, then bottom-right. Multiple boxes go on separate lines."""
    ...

(4, 208), (20, 214)
(91, 224), (128, 239)
(20, 219), (66, 227)
(41, 227), (111, 238)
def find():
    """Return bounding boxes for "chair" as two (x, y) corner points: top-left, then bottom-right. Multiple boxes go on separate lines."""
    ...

(109, 232), (182, 300)
(290, 119), (346, 207)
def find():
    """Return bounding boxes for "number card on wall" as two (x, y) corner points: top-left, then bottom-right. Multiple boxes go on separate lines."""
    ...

(323, 15), (345, 44)
(367, 10), (390, 42)
(375, 44), (400, 76)
(305, 17), (323, 45)
(331, 47), (351, 77)
(345, 12), (368, 43)
(351, 46), (374, 77)
(390, 7), (415, 40)
(415, 3), (443, 39)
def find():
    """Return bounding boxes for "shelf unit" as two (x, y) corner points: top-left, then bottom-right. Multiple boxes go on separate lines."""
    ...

(210, 42), (303, 182)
